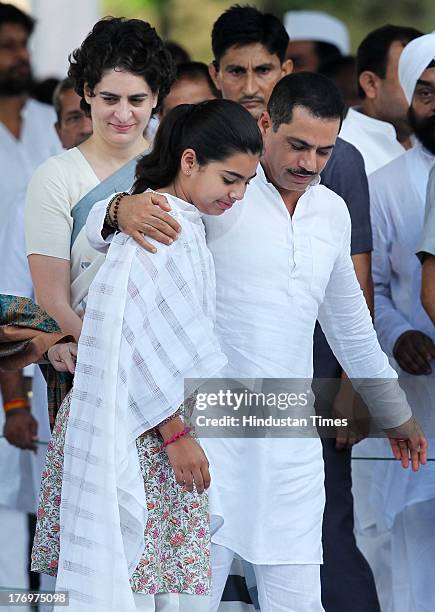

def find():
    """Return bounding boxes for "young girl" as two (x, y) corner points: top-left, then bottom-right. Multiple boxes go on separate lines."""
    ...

(33, 99), (262, 612)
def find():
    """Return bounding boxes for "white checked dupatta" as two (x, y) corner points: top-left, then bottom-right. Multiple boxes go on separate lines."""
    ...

(56, 195), (227, 611)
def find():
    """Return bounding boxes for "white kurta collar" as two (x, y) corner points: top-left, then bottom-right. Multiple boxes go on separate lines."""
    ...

(346, 107), (398, 141)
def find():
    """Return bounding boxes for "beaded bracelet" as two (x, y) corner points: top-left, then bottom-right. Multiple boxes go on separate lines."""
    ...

(160, 426), (192, 452)
(4, 398), (29, 413)
(105, 192), (128, 231)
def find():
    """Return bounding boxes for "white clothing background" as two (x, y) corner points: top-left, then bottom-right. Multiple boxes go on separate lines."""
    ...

(340, 107), (406, 176)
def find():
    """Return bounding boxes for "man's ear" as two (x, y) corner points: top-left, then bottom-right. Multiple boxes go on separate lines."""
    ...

(282, 58), (293, 76)
(359, 71), (379, 100)
(258, 111), (272, 136)
(55, 122), (61, 139)
(208, 61), (222, 93)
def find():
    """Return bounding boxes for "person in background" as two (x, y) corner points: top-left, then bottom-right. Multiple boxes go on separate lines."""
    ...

(418, 165), (435, 324)
(319, 55), (359, 112)
(0, 1), (61, 601)
(31, 76), (59, 105)
(368, 33), (435, 612)
(340, 25), (422, 174)
(25, 17), (174, 344)
(161, 61), (219, 116)
(52, 77), (92, 149)
(165, 39), (191, 65)
(283, 10), (349, 72)
(145, 40), (191, 142)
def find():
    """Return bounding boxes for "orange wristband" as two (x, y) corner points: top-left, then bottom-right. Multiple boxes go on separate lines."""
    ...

(4, 398), (28, 413)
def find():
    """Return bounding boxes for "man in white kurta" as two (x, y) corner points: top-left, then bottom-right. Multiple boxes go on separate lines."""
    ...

(340, 25), (421, 175)
(86, 73), (424, 612)
(368, 33), (435, 612)
(0, 4), (61, 603)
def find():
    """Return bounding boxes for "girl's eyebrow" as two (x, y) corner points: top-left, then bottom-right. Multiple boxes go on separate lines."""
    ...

(223, 170), (257, 180)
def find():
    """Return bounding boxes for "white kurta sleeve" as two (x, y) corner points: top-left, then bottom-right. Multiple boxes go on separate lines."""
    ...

(85, 196), (114, 253)
(370, 183), (414, 355)
(317, 217), (412, 429)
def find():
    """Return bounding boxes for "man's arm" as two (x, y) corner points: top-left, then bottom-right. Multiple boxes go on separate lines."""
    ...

(0, 370), (37, 451)
(86, 192), (181, 254)
(318, 221), (426, 469)
(417, 165), (435, 323)
(421, 255), (435, 324)
(371, 180), (434, 374)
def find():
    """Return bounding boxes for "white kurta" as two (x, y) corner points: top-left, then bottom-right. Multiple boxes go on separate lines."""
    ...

(370, 143), (435, 528)
(340, 107), (406, 175)
(0, 98), (61, 511)
(86, 165), (411, 565)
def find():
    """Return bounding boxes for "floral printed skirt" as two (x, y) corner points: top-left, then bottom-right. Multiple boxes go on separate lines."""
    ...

(31, 392), (211, 596)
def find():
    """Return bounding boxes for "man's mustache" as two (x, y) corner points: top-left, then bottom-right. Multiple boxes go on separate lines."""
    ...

(287, 168), (317, 177)
(239, 96), (264, 104)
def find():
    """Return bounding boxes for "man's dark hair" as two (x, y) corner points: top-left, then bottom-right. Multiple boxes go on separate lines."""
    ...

(68, 17), (175, 115)
(314, 41), (342, 67)
(356, 25), (422, 98)
(0, 2), (35, 33)
(165, 40), (191, 65)
(211, 4), (289, 65)
(267, 72), (344, 131)
(175, 61), (219, 97)
(52, 77), (75, 122)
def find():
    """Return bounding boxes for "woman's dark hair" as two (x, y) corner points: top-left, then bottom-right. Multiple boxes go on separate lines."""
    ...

(133, 99), (263, 194)
(267, 72), (344, 131)
(68, 17), (175, 115)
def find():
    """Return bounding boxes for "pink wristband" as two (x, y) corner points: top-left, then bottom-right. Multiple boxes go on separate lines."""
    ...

(160, 426), (191, 451)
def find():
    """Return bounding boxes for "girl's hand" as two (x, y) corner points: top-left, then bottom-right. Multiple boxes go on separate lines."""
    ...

(47, 342), (77, 374)
(164, 435), (211, 494)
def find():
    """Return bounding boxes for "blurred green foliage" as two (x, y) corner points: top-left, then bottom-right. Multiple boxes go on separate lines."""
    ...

(103, 0), (434, 60)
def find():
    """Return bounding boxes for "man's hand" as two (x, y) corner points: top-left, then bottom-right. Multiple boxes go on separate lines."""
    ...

(48, 342), (77, 374)
(393, 330), (435, 375)
(384, 416), (428, 471)
(115, 192), (181, 253)
(4, 409), (38, 452)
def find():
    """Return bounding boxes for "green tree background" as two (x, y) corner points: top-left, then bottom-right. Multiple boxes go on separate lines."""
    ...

(103, 0), (434, 61)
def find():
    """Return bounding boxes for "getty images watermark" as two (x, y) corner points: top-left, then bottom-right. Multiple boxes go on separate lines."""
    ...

(184, 377), (435, 438)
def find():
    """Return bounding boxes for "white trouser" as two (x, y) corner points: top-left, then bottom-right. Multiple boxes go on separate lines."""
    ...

(391, 500), (435, 612)
(210, 544), (324, 612)
(133, 592), (211, 611)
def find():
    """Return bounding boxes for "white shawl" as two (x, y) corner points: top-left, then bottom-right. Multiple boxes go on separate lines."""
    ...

(56, 195), (227, 611)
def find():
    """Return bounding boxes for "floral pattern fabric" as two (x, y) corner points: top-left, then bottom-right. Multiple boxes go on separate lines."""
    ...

(31, 392), (211, 595)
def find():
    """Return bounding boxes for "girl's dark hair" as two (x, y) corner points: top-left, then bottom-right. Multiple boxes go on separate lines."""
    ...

(68, 17), (175, 115)
(132, 99), (263, 194)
